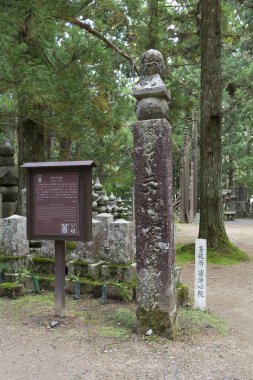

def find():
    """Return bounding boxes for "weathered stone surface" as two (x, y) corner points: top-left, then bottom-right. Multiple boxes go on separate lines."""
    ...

(76, 241), (94, 262)
(0, 186), (18, 202)
(140, 49), (165, 76)
(0, 139), (14, 157)
(94, 213), (113, 248)
(88, 260), (105, 280)
(2, 202), (17, 218)
(175, 267), (182, 285)
(122, 263), (137, 282)
(0, 157), (14, 166)
(41, 240), (55, 258)
(0, 219), (3, 250)
(102, 263), (136, 283)
(2, 215), (29, 256)
(133, 117), (177, 337)
(66, 261), (75, 276)
(136, 97), (169, 120)
(133, 74), (170, 100)
(101, 265), (110, 279)
(108, 219), (134, 264)
(0, 167), (18, 186)
(0, 193), (2, 219)
(132, 49), (176, 337)
(92, 219), (104, 260)
(0, 140), (18, 219)
(22, 188), (27, 217)
(75, 218), (104, 262)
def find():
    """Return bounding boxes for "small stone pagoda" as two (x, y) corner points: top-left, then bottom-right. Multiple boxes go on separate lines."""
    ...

(0, 139), (18, 217)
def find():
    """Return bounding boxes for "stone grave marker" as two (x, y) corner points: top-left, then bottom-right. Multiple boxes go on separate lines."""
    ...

(132, 49), (177, 337)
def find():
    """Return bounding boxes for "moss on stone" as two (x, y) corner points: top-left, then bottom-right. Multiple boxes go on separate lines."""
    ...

(176, 283), (189, 306)
(32, 257), (55, 275)
(38, 275), (54, 290)
(0, 282), (24, 298)
(32, 257), (55, 264)
(73, 260), (89, 267)
(0, 255), (26, 262)
(0, 282), (20, 289)
(136, 307), (177, 338)
(108, 264), (132, 269)
(76, 277), (136, 301)
(66, 241), (77, 251)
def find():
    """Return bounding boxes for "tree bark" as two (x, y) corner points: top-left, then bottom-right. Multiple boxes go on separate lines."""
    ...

(147, 0), (159, 50)
(58, 137), (71, 161)
(16, 14), (47, 212)
(198, 0), (230, 249)
(228, 155), (234, 188)
(17, 117), (45, 212)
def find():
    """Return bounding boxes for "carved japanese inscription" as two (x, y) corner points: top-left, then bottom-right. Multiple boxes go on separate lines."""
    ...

(132, 49), (177, 337)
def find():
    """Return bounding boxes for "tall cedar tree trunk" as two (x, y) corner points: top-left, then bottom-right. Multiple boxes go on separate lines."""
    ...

(59, 137), (72, 161)
(18, 117), (45, 212)
(17, 14), (46, 212)
(198, 0), (230, 248)
(228, 155), (234, 188)
(146, 0), (159, 50)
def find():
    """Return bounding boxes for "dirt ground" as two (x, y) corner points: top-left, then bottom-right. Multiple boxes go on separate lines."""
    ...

(1, 219), (253, 380)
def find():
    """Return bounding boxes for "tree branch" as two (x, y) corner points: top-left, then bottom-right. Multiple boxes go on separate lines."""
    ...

(67, 17), (139, 75)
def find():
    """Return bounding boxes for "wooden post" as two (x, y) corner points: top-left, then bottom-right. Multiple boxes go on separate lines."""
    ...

(55, 240), (66, 318)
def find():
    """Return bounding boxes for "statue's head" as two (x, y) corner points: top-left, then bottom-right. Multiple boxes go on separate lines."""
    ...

(140, 49), (165, 76)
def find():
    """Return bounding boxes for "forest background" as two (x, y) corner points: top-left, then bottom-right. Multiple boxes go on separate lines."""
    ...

(0, 0), (252, 207)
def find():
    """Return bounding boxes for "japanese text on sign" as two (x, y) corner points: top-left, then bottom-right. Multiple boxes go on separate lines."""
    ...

(194, 239), (207, 310)
(34, 172), (80, 237)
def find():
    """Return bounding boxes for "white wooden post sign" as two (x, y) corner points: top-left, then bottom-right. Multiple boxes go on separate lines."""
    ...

(194, 239), (207, 310)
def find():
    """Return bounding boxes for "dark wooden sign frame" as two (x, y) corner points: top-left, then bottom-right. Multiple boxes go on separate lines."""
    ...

(22, 161), (95, 242)
(22, 161), (95, 318)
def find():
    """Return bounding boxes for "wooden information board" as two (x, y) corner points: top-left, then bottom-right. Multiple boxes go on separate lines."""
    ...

(22, 161), (95, 242)
(34, 172), (80, 237)
(22, 161), (95, 318)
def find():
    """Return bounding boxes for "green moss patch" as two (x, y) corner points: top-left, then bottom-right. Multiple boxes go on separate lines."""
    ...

(107, 264), (132, 269)
(104, 307), (137, 331)
(0, 282), (20, 289)
(176, 243), (249, 266)
(178, 307), (228, 336)
(38, 275), (54, 290)
(66, 241), (77, 251)
(77, 277), (135, 301)
(73, 261), (89, 267)
(0, 255), (26, 262)
(0, 282), (24, 298)
(32, 257), (55, 264)
(99, 326), (131, 339)
(136, 307), (177, 338)
(32, 257), (55, 275)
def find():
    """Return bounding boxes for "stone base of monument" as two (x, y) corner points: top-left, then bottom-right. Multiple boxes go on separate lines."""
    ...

(136, 307), (177, 338)
(0, 254), (137, 301)
(176, 283), (189, 307)
(101, 263), (137, 283)
(0, 283), (24, 298)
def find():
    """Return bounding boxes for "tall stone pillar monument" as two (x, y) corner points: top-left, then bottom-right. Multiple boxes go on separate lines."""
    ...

(132, 50), (177, 337)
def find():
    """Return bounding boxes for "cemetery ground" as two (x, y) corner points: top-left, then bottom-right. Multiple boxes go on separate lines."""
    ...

(0, 220), (253, 380)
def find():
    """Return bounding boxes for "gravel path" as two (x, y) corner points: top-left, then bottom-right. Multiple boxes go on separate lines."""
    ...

(0, 219), (253, 380)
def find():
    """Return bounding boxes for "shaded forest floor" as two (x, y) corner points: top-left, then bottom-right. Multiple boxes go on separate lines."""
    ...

(0, 219), (253, 380)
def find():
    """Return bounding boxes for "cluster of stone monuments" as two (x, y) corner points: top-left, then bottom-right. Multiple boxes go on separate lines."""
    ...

(0, 141), (137, 300)
(0, 53), (186, 324)
(92, 177), (132, 220)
